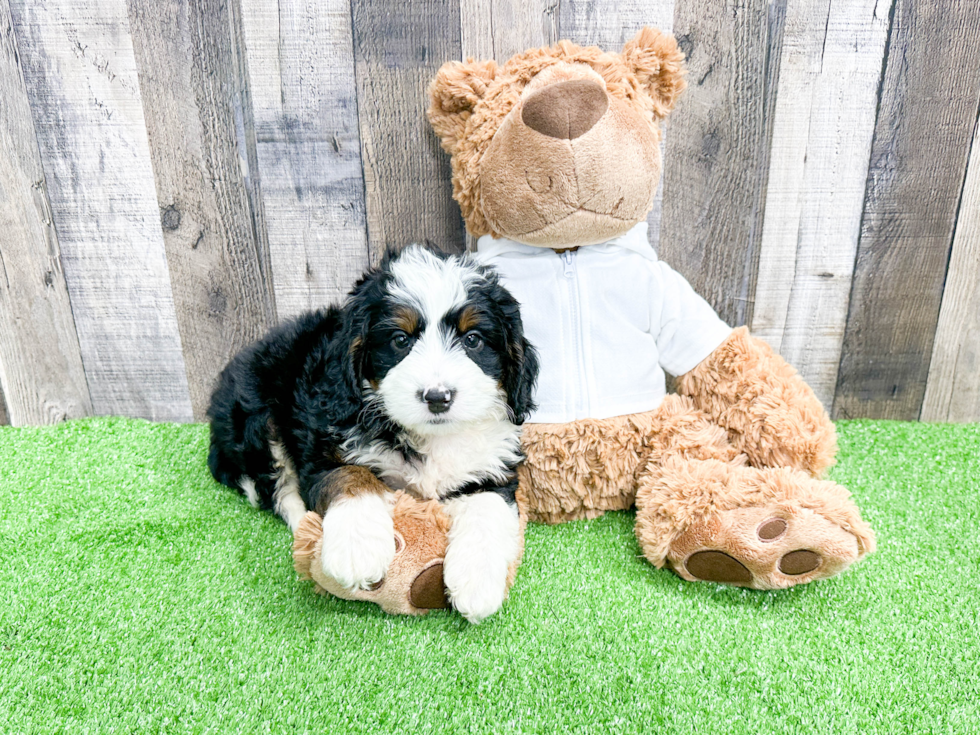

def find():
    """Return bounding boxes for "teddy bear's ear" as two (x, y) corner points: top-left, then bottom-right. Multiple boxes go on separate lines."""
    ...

(292, 511), (323, 580)
(427, 58), (498, 153)
(621, 27), (687, 119)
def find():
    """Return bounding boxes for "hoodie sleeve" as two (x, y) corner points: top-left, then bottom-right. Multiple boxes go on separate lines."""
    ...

(653, 260), (733, 376)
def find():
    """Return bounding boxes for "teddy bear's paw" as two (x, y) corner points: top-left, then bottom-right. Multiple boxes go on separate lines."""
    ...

(665, 506), (865, 590)
(319, 494), (396, 591)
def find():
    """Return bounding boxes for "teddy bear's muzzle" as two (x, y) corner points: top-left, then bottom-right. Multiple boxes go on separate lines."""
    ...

(480, 86), (663, 247)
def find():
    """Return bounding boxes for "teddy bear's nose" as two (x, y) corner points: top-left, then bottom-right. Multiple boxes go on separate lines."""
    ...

(522, 79), (609, 140)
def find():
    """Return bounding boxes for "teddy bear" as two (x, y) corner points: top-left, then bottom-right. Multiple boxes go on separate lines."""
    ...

(294, 27), (875, 613)
(423, 27), (876, 589)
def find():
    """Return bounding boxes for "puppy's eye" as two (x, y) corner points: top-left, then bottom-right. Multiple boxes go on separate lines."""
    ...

(391, 332), (411, 351)
(463, 332), (484, 351)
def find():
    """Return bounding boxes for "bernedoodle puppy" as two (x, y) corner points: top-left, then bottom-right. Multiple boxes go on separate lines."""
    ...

(207, 245), (538, 622)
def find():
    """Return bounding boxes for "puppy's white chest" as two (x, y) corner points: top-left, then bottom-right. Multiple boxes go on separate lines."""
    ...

(353, 421), (522, 499)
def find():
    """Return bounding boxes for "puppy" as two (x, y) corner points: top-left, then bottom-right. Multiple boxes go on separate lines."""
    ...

(207, 245), (538, 622)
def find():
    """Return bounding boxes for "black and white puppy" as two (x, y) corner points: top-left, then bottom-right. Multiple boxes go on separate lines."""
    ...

(207, 245), (538, 623)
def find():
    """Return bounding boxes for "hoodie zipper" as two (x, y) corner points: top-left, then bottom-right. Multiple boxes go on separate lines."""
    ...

(561, 250), (589, 416)
(562, 249), (575, 277)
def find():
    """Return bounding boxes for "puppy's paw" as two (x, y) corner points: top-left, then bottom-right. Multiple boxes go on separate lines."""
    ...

(320, 494), (395, 590)
(443, 545), (509, 624)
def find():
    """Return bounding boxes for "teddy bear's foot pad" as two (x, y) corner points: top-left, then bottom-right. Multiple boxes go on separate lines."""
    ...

(409, 561), (450, 609)
(667, 506), (859, 589)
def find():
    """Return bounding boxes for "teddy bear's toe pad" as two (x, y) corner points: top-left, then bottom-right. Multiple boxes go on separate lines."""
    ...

(668, 506), (860, 589)
(410, 561), (450, 609)
(685, 551), (752, 584)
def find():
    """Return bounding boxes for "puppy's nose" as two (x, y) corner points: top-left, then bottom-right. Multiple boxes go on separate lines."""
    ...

(521, 79), (609, 140)
(422, 387), (455, 414)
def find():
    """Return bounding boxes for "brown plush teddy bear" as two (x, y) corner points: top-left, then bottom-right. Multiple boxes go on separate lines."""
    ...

(424, 27), (876, 589)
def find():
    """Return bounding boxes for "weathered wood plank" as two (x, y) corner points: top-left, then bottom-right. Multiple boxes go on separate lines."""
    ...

(559, 0), (674, 49)
(559, 0), (674, 251)
(749, 0), (892, 409)
(659, 0), (786, 329)
(9, 0), (193, 421)
(1, 0), (92, 425)
(238, 0), (369, 318)
(921, 115), (980, 423)
(127, 0), (277, 420)
(352, 0), (465, 262)
(460, 0), (556, 62)
(833, 0), (980, 420)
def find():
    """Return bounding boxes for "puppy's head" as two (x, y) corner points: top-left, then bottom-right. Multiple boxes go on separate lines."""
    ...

(343, 246), (538, 434)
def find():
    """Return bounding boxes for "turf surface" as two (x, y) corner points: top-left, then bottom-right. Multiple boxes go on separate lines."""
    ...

(0, 418), (977, 734)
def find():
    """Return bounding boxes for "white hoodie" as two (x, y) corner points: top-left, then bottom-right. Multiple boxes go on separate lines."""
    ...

(476, 222), (732, 424)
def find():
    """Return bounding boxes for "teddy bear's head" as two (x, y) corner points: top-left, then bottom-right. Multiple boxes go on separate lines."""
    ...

(428, 27), (685, 248)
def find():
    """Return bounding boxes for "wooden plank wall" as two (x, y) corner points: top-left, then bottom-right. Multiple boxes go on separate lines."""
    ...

(1, 0), (979, 426)
(750, 0), (892, 408)
(659, 0), (784, 329)
(1, 0), (92, 425)
(9, 0), (193, 422)
(833, 0), (980, 420)
(128, 0), (277, 419)
(238, 0), (368, 319)
(921, 115), (980, 423)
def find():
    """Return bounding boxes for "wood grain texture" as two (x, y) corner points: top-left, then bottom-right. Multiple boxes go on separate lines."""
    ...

(749, 0), (892, 409)
(9, 0), (193, 421)
(833, 0), (980, 420)
(239, 0), (369, 318)
(1, 0), (92, 425)
(352, 0), (465, 262)
(460, 0), (556, 61)
(659, 0), (786, 329)
(3, 0), (980, 425)
(559, 0), (673, 49)
(128, 0), (277, 420)
(921, 113), (980, 423)
(560, 0), (674, 251)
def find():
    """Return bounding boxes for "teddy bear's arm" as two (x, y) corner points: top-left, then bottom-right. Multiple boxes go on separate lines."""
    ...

(675, 326), (838, 477)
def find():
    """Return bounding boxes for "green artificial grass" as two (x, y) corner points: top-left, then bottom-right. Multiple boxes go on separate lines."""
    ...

(1, 418), (978, 734)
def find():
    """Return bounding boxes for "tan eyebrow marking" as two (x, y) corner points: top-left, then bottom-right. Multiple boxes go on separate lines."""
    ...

(458, 305), (480, 333)
(391, 306), (420, 334)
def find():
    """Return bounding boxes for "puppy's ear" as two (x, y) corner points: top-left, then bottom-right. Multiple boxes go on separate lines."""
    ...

(340, 273), (380, 394)
(503, 335), (539, 424)
(489, 284), (538, 423)
(621, 27), (686, 119)
(428, 58), (498, 154)
(344, 320), (369, 393)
